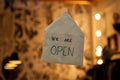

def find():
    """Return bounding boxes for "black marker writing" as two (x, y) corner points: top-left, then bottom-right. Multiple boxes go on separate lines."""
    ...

(50, 45), (74, 56)
(64, 38), (72, 42)
(51, 37), (59, 41)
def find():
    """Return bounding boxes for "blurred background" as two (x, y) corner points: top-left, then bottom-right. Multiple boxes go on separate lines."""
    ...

(0, 0), (120, 80)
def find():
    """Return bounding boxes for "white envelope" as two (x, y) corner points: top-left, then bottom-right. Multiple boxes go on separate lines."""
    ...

(42, 12), (84, 65)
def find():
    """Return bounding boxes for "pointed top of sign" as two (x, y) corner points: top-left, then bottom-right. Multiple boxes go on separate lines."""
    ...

(46, 12), (84, 37)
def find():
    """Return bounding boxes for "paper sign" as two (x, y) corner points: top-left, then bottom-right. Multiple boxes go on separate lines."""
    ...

(42, 12), (84, 65)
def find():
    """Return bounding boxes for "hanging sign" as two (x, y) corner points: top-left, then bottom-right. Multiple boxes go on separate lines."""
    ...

(42, 12), (84, 65)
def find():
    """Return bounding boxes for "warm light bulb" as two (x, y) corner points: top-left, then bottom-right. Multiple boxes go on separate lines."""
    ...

(96, 51), (102, 57)
(96, 30), (102, 37)
(96, 46), (102, 52)
(97, 59), (103, 65)
(95, 13), (101, 20)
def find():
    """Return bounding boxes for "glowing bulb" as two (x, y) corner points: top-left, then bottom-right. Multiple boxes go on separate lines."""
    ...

(95, 13), (101, 20)
(96, 30), (102, 37)
(96, 46), (102, 52)
(96, 51), (102, 57)
(97, 59), (103, 65)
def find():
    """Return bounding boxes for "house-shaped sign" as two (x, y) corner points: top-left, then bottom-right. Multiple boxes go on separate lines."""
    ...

(42, 12), (84, 65)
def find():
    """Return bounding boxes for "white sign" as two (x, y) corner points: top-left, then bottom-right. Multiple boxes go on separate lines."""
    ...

(42, 12), (84, 65)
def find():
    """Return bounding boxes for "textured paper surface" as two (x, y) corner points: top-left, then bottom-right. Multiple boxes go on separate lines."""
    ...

(42, 12), (84, 65)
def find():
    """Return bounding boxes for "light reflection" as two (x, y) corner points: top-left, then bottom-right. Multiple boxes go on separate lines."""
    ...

(4, 60), (21, 70)
(9, 60), (22, 64)
(5, 63), (18, 67)
(4, 67), (15, 70)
